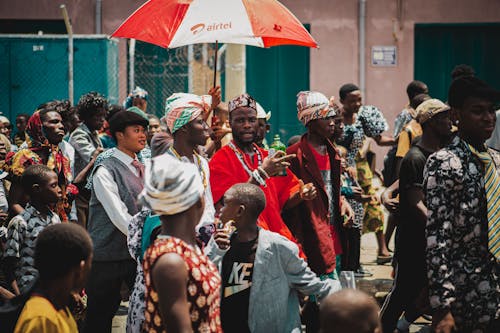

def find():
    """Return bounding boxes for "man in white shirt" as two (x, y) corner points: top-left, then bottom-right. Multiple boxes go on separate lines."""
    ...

(84, 109), (148, 333)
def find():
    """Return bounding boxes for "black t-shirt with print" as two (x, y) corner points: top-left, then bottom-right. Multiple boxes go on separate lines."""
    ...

(220, 233), (258, 333)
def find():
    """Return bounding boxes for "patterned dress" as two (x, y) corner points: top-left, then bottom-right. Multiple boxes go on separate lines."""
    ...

(126, 210), (150, 333)
(337, 105), (388, 230)
(424, 136), (500, 332)
(143, 237), (222, 333)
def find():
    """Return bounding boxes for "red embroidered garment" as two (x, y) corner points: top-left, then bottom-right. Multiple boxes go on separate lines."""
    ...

(209, 143), (301, 247)
(143, 237), (222, 333)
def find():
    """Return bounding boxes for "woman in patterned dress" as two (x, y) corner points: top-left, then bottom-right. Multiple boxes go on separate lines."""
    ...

(336, 84), (396, 263)
(139, 153), (222, 333)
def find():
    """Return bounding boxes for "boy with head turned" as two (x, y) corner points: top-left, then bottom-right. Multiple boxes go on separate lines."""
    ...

(14, 223), (93, 333)
(3, 165), (62, 295)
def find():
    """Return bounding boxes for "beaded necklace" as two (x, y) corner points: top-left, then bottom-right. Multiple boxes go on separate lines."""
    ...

(228, 141), (263, 177)
(168, 147), (208, 189)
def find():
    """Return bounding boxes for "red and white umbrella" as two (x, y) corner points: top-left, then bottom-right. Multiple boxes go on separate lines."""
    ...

(112, 0), (318, 49)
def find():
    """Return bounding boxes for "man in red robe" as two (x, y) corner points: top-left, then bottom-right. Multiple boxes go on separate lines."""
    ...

(209, 93), (316, 247)
(285, 91), (355, 332)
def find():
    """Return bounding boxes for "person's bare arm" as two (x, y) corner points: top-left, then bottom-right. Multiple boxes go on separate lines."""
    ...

(73, 148), (103, 184)
(152, 253), (193, 333)
(373, 134), (396, 146)
(406, 186), (427, 225)
(0, 286), (15, 300)
(283, 180), (317, 210)
(381, 179), (399, 212)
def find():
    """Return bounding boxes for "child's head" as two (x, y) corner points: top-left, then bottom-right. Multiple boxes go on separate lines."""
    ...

(220, 183), (266, 228)
(109, 109), (149, 153)
(21, 165), (61, 205)
(35, 223), (93, 292)
(319, 289), (381, 333)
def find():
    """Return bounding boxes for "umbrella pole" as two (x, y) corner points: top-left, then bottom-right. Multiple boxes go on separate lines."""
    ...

(213, 40), (218, 88)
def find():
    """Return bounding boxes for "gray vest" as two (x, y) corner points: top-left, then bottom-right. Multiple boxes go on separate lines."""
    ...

(88, 156), (143, 261)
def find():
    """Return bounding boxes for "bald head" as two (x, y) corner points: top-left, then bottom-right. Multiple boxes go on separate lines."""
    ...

(319, 289), (381, 333)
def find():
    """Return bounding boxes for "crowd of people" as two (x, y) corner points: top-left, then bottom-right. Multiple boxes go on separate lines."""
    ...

(0, 63), (498, 333)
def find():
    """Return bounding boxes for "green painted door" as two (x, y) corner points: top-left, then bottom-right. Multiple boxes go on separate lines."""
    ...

(246, 39), (310, 144)
(414, 23), (500, 101)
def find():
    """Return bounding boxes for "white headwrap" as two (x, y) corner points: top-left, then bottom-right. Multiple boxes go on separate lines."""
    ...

(138, 154), (204, 216)
(256, 102), (271, 121)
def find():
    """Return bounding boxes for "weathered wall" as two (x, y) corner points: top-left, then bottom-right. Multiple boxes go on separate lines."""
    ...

(2, 0), (500, 165)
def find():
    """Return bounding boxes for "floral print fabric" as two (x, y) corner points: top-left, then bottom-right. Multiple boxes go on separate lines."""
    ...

(126, 210), (149, 333)
(424, 136), (500, 331)
(336, 105), (388, 232)
(337, 105), (388, 167)
(143, 237), (222, 333)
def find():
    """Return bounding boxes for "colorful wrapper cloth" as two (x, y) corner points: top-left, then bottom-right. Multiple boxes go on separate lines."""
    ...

(228, 93), (256, 113)
(297, 91), (339, 125)
(164, 93), (211, 133)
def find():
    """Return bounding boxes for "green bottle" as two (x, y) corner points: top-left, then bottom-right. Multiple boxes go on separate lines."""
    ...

(270, 134), (287, 176)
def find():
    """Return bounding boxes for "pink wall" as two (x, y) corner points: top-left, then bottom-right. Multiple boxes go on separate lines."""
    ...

(281, 0), (500, 167)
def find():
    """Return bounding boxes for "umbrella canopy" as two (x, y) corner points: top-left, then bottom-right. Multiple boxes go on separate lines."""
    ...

(112, 0), (318, 49)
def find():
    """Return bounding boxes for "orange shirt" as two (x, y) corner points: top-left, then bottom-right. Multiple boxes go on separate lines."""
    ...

(15, 295), (78, 333)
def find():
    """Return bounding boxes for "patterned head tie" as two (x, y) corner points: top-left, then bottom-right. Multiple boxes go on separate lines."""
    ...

(123, 86), (148, 109)
(297, 91), (339, 126)
(228, 93), (257, 113)
(164, 93), (212, 134)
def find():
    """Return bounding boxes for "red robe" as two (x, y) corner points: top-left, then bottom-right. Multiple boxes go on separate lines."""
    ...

(209, 143), (301, 246)
(284, 135), (344, 275)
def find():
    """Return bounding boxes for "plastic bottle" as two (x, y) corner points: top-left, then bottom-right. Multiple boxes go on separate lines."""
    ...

(269, 134), (287, 176)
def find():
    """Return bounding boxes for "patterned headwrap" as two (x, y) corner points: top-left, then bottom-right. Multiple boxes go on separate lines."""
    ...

(228, 93), (257, 113)
(138, 154), (204, 216)
(164, 93), (212, 134)
(123, 86), (149, 109)
(6, 111), (72, 181)
(296, 91), (339, 126)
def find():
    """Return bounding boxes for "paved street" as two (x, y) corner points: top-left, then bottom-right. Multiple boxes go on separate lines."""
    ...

(111, 232), (431, 332)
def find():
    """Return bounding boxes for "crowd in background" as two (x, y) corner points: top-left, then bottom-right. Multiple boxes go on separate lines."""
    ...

(0, 63), (498, 333)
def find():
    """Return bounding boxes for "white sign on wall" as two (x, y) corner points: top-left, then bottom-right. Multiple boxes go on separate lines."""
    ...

(371, 46), (397, 66)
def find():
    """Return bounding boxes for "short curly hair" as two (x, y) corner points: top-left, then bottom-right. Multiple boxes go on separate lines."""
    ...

(21, 164), (56, 193)
(37, 100), (71, 122)
(226, 183), (266, 219)
(35, 223), (92, 281)
(77, 91), (108, 120)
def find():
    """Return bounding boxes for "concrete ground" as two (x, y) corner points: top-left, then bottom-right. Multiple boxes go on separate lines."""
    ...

(357, 233), (431, 333)
(111, 233), (430, 332)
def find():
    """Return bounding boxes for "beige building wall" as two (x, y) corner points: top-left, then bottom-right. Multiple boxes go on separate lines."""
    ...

(281, 0), (500, 166)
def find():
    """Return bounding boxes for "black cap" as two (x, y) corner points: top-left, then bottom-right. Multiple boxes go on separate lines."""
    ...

(448, 76), (500, 109)
(109, 110), (149, 138)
